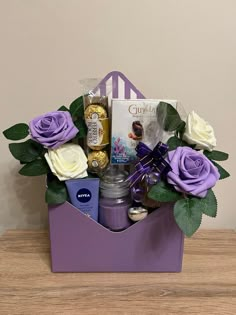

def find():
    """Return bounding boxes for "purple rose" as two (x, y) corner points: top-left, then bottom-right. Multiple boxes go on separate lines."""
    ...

(29, 111), (78, 149)
(167, 147), (220, 198)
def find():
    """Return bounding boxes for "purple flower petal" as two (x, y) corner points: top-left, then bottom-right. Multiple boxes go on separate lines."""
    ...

(167, 146), (220, 198)
(29, 111), (78, 148)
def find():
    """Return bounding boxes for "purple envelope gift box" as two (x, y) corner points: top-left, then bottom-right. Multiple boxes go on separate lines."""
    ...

(48, 71), (184, 272)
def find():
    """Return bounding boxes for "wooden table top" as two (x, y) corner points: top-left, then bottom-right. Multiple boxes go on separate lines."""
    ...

(0, 229), (235, 314)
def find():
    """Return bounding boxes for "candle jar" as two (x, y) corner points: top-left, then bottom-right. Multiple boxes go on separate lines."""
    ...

(99, 166), (132, 231)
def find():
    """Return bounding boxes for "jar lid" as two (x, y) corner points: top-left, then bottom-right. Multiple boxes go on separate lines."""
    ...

(100, 166), (130, 198)
(101, 165), (128, 183)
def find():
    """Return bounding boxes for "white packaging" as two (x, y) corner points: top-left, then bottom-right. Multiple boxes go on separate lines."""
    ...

(111, 99), (178, 164)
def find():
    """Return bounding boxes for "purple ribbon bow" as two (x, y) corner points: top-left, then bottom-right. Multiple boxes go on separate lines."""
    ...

(126, 142), (172, 201)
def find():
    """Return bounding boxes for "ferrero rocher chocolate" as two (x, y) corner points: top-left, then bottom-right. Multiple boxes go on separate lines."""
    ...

(84, 104), (108, 120)
(85, 104), (109, 150)
(84, 95), (108, 109)
(88, 150), (109, 171)
(89, 145), (105, 151)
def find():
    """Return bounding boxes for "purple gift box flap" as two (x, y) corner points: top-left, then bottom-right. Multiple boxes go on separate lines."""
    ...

(49, 202), (184, 272)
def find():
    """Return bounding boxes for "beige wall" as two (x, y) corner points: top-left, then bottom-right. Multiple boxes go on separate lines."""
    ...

(0, 0), (235, 234)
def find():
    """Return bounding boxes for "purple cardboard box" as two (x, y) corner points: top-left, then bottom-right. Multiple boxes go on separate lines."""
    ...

(48, 72), (184, 272)
(48, 202), (184, 272)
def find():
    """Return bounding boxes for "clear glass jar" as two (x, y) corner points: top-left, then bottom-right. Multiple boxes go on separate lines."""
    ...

(99, 166), (132, 231)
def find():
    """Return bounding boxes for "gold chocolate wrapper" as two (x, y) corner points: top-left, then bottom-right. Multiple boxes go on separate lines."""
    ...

(85, 104), (109, 150)
(88, 150), (109, 171)
(84, 104), (107, 119)
(89, 145), (106, 151)
(84, 95), (108, 109)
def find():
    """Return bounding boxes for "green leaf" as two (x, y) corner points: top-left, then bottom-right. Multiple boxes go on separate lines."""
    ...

(176, 121), (186, 138)
(211, 161), (230, 180)
(176, 121), (186, 133)
(167, 136), (181, 150)
(167, 136), (189, 151)
(69, 96), (84, 118)
(9, 139), (44, 163)
(74, 119), (87, 138)
(19, 159), (49, 176)
(45, 179), (68, 205)
(58, 105), (69, 112)
(3, 123), (29, 140)
(174, 197), (203, 237)
(148, 180), (183, 202)
(200, 189), (217, 217)
(204, 150), (229, 161)
(157, 102), (183, 132)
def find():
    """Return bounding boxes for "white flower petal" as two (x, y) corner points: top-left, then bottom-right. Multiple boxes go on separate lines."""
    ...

(44, 143), (88, 181)
(183, 111), (216, 151)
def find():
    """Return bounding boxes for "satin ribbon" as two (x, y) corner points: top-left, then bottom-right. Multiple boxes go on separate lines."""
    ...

(126, 142), (172, 201)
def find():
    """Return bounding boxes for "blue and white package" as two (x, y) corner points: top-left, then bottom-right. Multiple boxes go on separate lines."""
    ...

(65, 178), (99, 221)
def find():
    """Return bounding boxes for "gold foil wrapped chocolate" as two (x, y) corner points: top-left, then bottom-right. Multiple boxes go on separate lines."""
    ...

(84, 104), (108, 120)
(89, 145), (106, 151)
(88, 150), (109, 171)
(84, 95), (108, 109)
(85, 104), (109, 150)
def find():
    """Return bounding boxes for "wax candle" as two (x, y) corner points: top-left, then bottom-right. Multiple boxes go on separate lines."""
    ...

(99, 166), (132, 231)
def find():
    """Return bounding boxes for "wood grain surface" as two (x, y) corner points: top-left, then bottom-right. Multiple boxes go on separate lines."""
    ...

(0, 229), (236, 315)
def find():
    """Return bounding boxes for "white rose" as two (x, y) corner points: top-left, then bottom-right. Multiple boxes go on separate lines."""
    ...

(182, 111), (216, 151)
(45, 143), (88, 181)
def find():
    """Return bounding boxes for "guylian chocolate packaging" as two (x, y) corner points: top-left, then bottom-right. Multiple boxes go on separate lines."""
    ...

(111, 99), (177, 164)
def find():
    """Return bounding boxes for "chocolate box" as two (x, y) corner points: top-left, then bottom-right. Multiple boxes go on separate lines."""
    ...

(111, 98), (178, 164)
